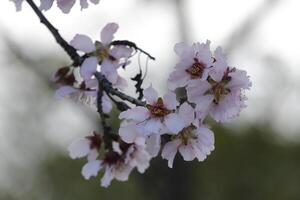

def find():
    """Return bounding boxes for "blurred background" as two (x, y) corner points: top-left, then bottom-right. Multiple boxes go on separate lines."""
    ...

(1, 0), (300, 199)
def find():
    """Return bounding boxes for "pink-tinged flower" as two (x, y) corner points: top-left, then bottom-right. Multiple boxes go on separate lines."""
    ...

(81, 138), (151, 187)
(187, 48), (252, 122)
(11, 0), (24, 11)
(68, 132), (102, 161)
(119, 85), (185, 135)
(167, 41), (213, 90)
(119, 121), (161, 157)
(39, 0), (100, 13)
(70, 23), (133, 89)
(54, 78), (112, 113)
(161, 103), (215, 168)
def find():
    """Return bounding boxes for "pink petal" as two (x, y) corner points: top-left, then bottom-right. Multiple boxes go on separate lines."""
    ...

(90, 0), (100, 4)
(186, 80), (211, 104)
(12, 0), (24, 11)
(39, 0), (54, 11)
(174, 42), (190, 57)
(81, 160), (102, 180)
(101, 166), (113, 187)
(114, 164), (134, 181)
(114, 75), (128, 91)
(101, 59), (118, 84)
(210, 47), (227, 82)
(143, 85), (158, 104)
(80, 0), (88, 9)
(119, 107), (150, 121)
(179, 144), (195, 161)
(110, 46), (133, 59)
(57, 0), (76, 14)
(178, 102), (195, 126)
(100, 23), (119, 46)
(167, 69), (190, 90)
(161, 139), (181, 168)
(55, 86), (78, 99)
(164, 113), (185, 134)
(70, 34), (95, 53)
(119, 123), (140, 143)
(102, 93), (112, 113)
(80, 57), (98, 81)
(163, 91), (179, 110)
(68, 138), (91, 159)
(144, 118), (163, 134)
(146, 134), (161, 157)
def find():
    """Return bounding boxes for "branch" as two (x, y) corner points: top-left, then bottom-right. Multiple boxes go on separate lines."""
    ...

(25, 0), (146, 108)
(95, 72), (146, 107)
(25, 0), (82, 66)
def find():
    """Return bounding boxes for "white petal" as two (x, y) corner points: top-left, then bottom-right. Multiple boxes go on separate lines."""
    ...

(70, 34), (95, 53)
(102, 93), (113, 113)
(90, 0), (100, 4)
(114, 75), (128, 91)
(210, 47), (227, 82)
(186, 80), (212, 104)
(112, 142), (122, 155)
(161, 139), (181, 168)
(178, 102), (195, 126)
(143, 85), (158, 104)
(164, 113), (185, 134)
(100, 23), (119, 45)
(81, 160), (102, 179)
(179, 144), (195, 161)
(55, 86), (78, 99)
(12, 0), (24, 11)
(68, 138), (91, 159)
(114, 164), (133, 181)
(80, 57), (98, 81)
(87, 149), (99, 161)
(110, 46), (133, 59)
(163, 91), (179, 110)
(101, 59), (118, 84)
(57, 0), (76, 14)
(119, 124), (140, 143)
(119, 106), (150, 121)
(101, 166), (113, 187)
(39, 0), (54, 11)
(80, 0), (88, 9)
(144, 118), (163, 134)
(226, 69), (252, 90)
(167, 69), (190, 91)
(174, 42), (190, 57)
(146, 134), (161, 157)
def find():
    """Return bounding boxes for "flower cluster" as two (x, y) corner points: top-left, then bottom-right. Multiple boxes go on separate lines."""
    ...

(54, 22), (133, 113)
(11, 0), (100, 13)
(67, 39), (251, 187)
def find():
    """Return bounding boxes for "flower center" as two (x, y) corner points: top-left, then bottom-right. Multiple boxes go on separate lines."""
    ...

(178, 126), (197, 145)
(146, 97), (172, 117)
(212, 83), (230, 104)
(186, 58), (205, 79)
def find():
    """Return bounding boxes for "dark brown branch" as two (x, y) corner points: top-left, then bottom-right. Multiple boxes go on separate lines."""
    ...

(95, 72), (146, 107)
(25, 0), (82, 66)
(25, 0), (146, 108)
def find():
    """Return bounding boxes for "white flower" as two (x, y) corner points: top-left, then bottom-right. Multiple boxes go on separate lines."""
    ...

(187, 47), (252, 122)
(80, 138), (151, 188)
(68, 133), (102, 161)
(161, 103), (215, 168)
(11, 0), (24, 11)
(167, 41), (213, 90)
(119, 85), (185, 135)
(70, 23), (133, 89)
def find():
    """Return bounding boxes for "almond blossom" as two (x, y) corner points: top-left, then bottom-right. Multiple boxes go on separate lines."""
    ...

(161, 102), (215, 168)
(167, 41), (213, 90)
(68, 132), (102, 161)
(70, 23), (133, 89)
(80, 137), (151, 187)
(119, 85), (185, 135)
(187, 47), (252, 122)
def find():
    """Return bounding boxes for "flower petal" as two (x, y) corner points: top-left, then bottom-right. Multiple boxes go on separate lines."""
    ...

(119, 106), (150, 121)
(146, 134), (161, 157)
(143, 85), (158, 104)
(101, 59), (118, 84)
(101, 166), (114, 188)
(70, 34), (95, 53)
(144, 118), (163, 134)
(119, 123), (140, 143)
(164, 113), (185, 134)
(55, 86), (78, 99)
(81, 160), (102, 180)
(100, 23), (119, 45)
(163, 91), (179, 110)
(57, 0), (76, 14)
(179, 144), (195, 161)
(80, 57), (98, 81)
(68, 138), (91, 159)
(161, 139), (181, 168)
(178, 102), (195, 126)
(39, 0), (54, 11)
(102, 93), (113, 113)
